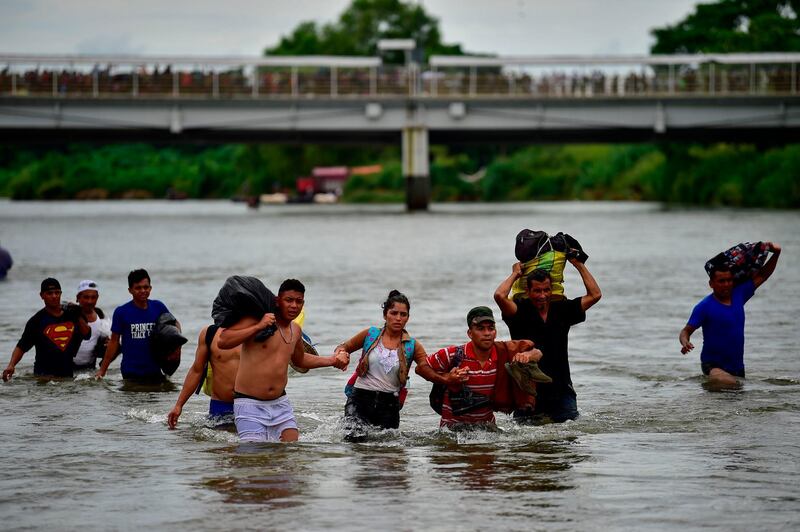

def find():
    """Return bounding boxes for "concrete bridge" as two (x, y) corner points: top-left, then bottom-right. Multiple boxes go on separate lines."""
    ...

(2, 52), (800, 209)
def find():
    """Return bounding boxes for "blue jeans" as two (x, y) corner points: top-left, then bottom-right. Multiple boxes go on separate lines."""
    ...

(514, 393), (579, 424)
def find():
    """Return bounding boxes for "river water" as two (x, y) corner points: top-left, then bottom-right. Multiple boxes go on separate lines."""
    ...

(0, 200), (798, 531)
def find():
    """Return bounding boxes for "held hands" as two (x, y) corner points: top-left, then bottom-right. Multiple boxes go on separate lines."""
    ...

(331, 350), (350, 370)
(94, 368), (106, 380)
(513, 348), (543, 364)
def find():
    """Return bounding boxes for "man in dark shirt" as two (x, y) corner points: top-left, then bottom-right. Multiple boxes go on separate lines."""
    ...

(3, 278), (90, 381)
(494, 259), (601, 423)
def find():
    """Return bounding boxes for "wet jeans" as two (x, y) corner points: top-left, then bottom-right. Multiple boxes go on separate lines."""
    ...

(514, 393), (579, 425)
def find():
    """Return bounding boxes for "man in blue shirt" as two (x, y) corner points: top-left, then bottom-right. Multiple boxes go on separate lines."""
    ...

(679, 242), (781, 388)
(95, 269), (180, 382)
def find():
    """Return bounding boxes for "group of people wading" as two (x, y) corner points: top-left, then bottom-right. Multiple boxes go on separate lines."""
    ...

(3, 239), (782, 443)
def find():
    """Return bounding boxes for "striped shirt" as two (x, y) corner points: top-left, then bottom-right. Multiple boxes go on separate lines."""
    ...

(427, 342), (498, 427)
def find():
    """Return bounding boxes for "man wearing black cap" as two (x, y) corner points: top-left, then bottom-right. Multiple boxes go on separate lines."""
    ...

(3, 278), (90, 381)
(423, 306), (543, 429)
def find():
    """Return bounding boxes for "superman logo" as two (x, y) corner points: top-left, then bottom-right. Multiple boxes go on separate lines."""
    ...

(44, 322), (75, 351)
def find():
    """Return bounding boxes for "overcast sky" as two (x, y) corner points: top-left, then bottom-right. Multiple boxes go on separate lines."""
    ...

(0, 0), (700, 57)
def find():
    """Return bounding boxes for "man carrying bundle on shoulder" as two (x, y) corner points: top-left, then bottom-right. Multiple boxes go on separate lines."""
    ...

(679, 241), (781, 389)
(217, 278), (348, 442)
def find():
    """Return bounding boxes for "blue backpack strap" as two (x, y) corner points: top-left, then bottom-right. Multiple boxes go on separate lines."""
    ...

(344, 326), (382, 397)
(362, 326), (382, 353)
(400, 337), (416, 386)
(403, 337), (415, 364)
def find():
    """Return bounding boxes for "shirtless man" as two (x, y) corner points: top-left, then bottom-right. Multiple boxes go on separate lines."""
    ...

(167, 324), (240, 429)
(217, 279), (348, 442)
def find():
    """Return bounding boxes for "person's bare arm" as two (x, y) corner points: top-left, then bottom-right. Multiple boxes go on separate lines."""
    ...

(412, 341), (454, 385)
(334, 329), (370, 355)
(414, 344), (469, 388)
(332, 329), (371, 368)
(218, 314), (274, 350)
(572, 259), (602, 311)
(512, 348), (543, 364)
(168, 327), (211, 429)
(753, 242), (781, 289)
(2, 346), (25, 381)
(494, 262), (522, 317)
(293, 328), (347, 370)
(415, 359), (468, 386)
(679, 324), (697, 355)
(95, 332), (121, 378)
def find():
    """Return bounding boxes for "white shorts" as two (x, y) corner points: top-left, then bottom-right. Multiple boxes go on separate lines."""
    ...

(233, 395), (298, 442)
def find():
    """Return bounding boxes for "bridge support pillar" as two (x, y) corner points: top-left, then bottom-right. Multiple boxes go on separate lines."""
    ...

(402, 126), (430, 211)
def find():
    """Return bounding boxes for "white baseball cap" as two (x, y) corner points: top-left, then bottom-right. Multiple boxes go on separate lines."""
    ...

(77, 280), (99, 294)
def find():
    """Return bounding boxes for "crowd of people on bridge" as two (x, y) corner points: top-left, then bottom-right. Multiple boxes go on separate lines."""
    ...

(2, 64), (796, 98)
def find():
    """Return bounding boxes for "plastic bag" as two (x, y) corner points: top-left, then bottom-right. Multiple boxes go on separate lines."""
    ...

(211, 275), (276, 341)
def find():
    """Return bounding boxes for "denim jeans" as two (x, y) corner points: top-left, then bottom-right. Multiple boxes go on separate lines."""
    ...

(513, 393), (578, 424)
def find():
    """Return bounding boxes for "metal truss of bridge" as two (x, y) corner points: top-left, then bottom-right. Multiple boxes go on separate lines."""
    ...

(2, 52), (800, 209)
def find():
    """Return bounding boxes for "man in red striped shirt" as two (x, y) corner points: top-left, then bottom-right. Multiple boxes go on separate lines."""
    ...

(426, 306), (543, 428)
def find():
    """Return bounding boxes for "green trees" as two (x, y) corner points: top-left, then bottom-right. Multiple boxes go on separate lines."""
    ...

(644, 0), (800, 208)
(1, 141), (798, 207)
(651, 0), (800, 53)
(0, 144), (241, 200)
(266, 0), (465, 62)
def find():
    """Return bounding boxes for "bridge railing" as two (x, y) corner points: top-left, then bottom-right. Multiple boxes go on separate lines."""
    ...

(426, 54), (800, 97)
(1, 53), (799, 99)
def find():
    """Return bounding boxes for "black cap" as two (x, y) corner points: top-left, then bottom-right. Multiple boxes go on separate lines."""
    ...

(40, 278), (61, 292)
(467, 306), (495, 326)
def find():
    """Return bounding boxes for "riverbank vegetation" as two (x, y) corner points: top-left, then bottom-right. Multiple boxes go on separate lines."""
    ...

(1, 142), (798, 208)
